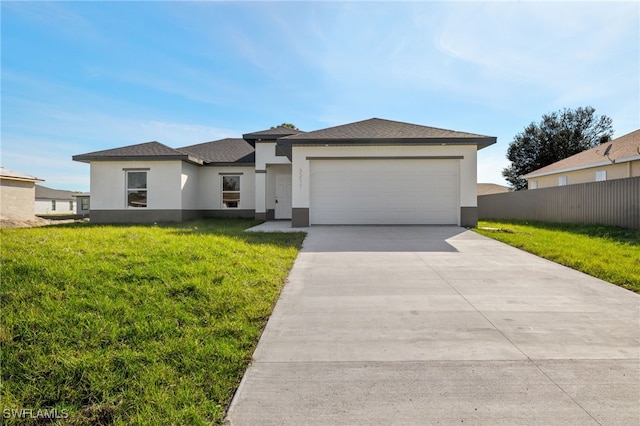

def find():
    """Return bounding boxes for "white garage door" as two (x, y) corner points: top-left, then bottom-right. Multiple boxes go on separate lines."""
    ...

(310, 159), (459, 225)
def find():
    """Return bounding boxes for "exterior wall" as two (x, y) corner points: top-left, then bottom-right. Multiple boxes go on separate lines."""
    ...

(89, 161), (256, 223)
(528, 161), (639, 189)
(197, 166), (255, 211)
(90, 161), (183, 210)
(479, 176), (640, 230)
(255, 142), (291, 219)
(76, 196), (90, 215)
(255, 142), (291, 169)
(181, 162), (199, 210)
(0, 179), (36, 220)
(35, 199), (76, 215)
(291, 144), (478, 226)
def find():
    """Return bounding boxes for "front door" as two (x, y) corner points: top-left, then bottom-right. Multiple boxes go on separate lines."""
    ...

(275, 173), (292, 219)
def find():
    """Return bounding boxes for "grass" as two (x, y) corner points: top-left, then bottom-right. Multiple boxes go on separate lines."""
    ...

(0, 219), (305, 425)
(474, 220), (640, 293)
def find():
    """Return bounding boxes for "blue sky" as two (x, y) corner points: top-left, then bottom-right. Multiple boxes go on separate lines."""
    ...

(2, 1), (638, 192)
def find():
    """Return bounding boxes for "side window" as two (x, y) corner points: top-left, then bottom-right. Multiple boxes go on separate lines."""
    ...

(530, 181), (538, 189)
(595, 170), (606, 182)
(69, 201), (74, 211)
(126, 171), (147, 208)
(81, 198), (90, 211)
(558, 176), (567, 186)
(222, 176), (240, 208)
(51, 200), (56, 211)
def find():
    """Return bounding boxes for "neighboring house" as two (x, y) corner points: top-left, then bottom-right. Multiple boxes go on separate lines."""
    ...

(477, 183), (511, 195)
(523, 129), (640, 189)
(35, 185), (77, 215)
(0, 167), (44, 220)
(73, 193), (91, 216)
(73, 118), (496, 227)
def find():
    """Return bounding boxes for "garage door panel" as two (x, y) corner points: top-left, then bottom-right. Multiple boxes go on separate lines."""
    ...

(310, 160), (459, 225)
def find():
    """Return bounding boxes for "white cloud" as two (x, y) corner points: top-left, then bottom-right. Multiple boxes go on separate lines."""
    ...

(434, 2), (638, 99)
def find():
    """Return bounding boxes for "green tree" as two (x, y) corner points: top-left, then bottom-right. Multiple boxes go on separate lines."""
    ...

(271, 123), (298, 130)
(502, 106), (613, 190)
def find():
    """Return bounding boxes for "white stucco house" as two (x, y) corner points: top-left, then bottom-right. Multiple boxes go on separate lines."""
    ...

(35, 185), (77, 215)
(73, 118), (496, 227)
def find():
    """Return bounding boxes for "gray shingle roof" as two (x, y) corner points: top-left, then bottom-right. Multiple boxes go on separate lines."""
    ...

(243, 126), (303, 141)
(177, 139), (255, 164)
(276, 118), (496, 159)
(35, 185), (77, 200)
(280, 118), (494, 142)
(72, 141), (203, 164)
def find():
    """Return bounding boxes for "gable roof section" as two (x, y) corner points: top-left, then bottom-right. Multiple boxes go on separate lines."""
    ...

(177, 138), (255, 165)
(0, 167), (44, 183)
(243, 126), (303, 142)
(72, 141), (204, 165)
(523, 129), (640, 179)
(276, 118), (496, 158)
(35, 185), (76, 200)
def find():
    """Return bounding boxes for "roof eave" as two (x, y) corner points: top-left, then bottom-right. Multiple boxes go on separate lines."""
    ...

(0, 176), (45, 183)
(523, 155), (640, 179)
(204, 162), (256, 167)
(276, 137), (496, 160)
(72, 155), (204, 165)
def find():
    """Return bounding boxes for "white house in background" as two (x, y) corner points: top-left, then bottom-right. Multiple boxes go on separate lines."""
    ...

(0, 167), (44, 220)
(73, 118), (496, 227)
(35, 185), (77, 215)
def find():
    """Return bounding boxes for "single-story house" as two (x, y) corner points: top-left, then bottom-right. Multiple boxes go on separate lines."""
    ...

(73, 118), (496, 227)
(0, 167), (44, 221)
(35, 185), (77, 215)
(523, 129), (640, 189)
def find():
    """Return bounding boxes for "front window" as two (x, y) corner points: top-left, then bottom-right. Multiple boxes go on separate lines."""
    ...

(222, 176), (240, 208)
(127, 171), (147, 208)
(81, 198), (90, 211)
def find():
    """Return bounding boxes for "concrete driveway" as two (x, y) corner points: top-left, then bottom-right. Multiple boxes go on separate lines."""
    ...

(227, 226), (639, 425)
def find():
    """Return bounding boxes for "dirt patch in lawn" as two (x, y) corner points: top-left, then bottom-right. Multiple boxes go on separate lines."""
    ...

(0, 215), (77, 228)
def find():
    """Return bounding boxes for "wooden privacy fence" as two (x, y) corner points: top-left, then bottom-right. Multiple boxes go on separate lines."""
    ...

(478, 176), (640, 229)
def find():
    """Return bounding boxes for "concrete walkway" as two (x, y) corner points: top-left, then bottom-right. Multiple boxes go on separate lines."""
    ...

(227, 226), (640, 425)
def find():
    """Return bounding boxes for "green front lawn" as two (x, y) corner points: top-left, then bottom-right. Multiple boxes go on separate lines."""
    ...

(0, 219), (305, 425)
(475, 220), (640, 293)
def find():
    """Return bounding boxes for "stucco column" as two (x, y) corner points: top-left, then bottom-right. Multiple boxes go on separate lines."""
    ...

(291, 150), (310, 227)
(254, 170), (266, 221)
